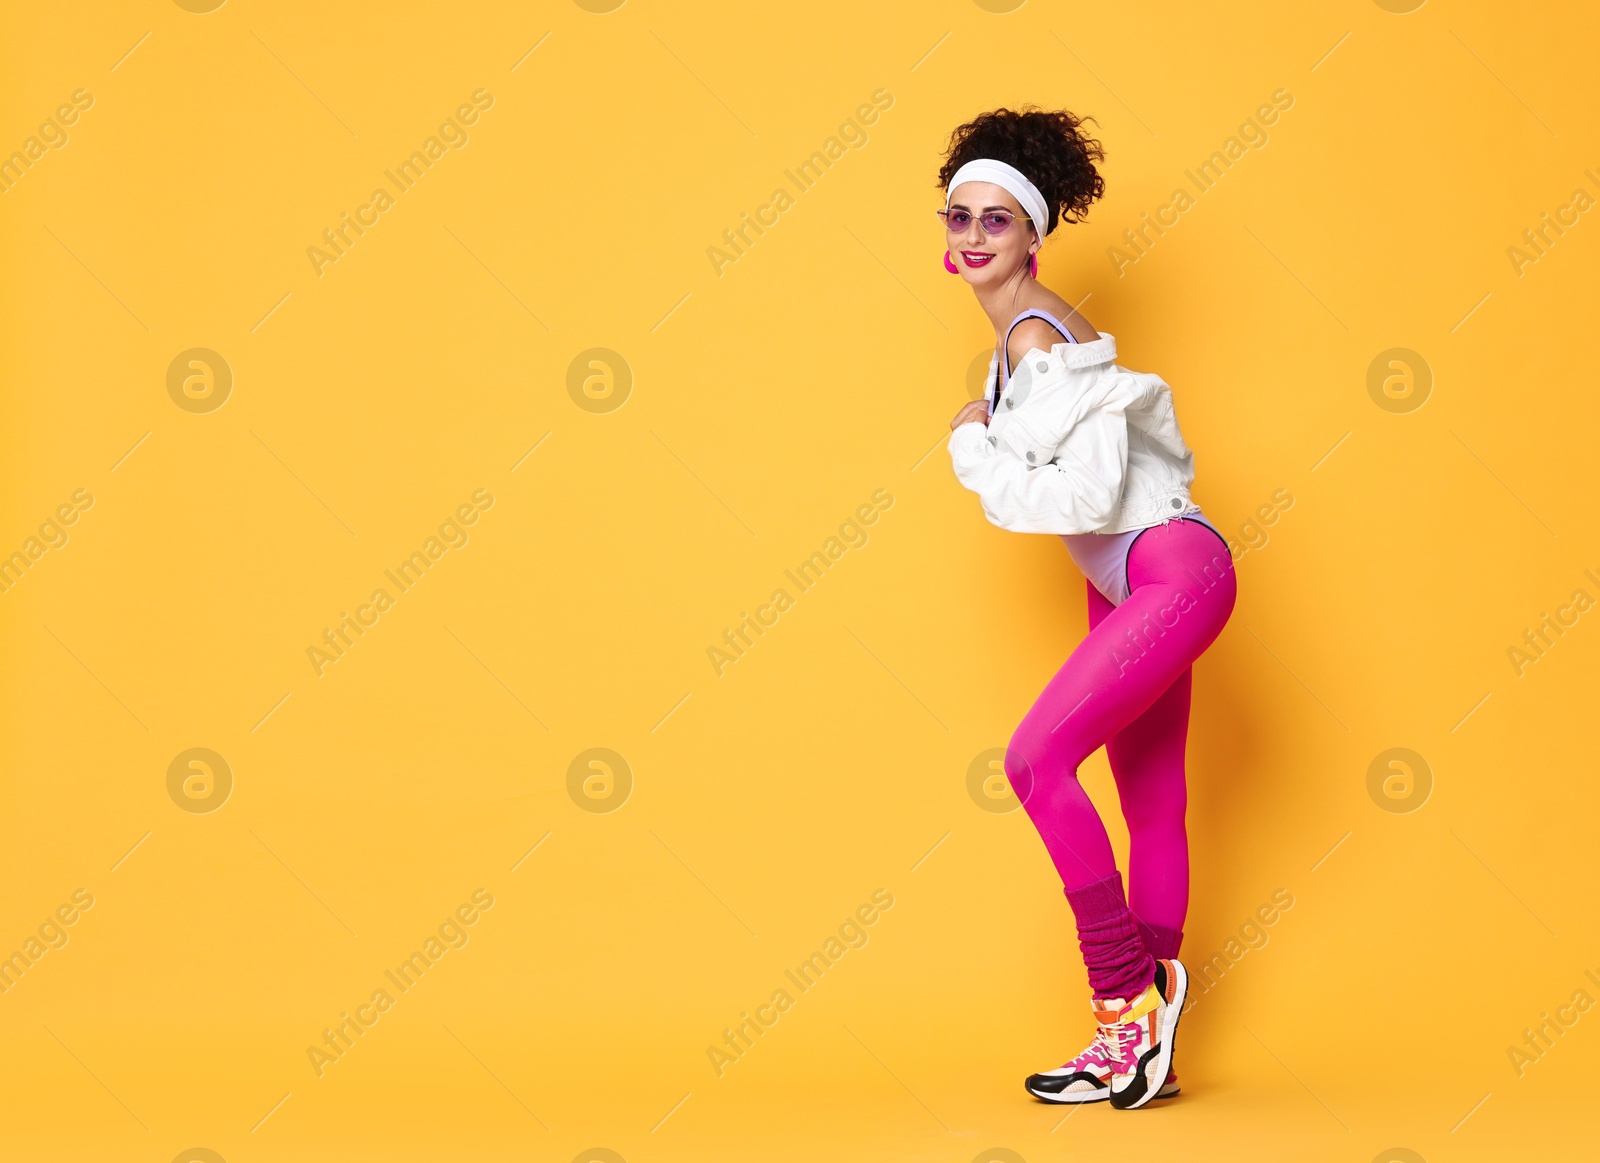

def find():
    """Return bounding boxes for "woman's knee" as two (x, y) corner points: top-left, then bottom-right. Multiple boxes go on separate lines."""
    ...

(1005, 731), (1065, 808)
(1005, 730), (1086, 807)
(1002, 737), (1038, 801)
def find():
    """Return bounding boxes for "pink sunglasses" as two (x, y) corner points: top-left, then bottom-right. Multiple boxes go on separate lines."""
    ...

(937, 208), (1032, 235)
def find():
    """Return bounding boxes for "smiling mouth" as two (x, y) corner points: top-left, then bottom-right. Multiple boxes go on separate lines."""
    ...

(961, 251), (995, 267)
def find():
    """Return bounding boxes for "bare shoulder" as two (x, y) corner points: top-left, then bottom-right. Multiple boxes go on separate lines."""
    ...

(1004, 316), (1094, 371)
(1005, 318), (1068, 370)
(1003, 301), (1098, 370)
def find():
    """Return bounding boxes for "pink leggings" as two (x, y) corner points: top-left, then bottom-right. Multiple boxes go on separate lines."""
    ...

(1003, 517), (1236, 1000)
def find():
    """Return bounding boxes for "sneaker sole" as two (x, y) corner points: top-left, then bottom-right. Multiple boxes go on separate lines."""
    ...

(1026, 1083), (1110, 1104)
(1025, 1077), (1178, 1104)
(1111, 959), (1187, 1111)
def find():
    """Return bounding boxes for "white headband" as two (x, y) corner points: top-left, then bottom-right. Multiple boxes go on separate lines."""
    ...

(945, 158), (1050, 240)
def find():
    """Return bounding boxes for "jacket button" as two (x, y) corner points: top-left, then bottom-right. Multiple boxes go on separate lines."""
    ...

(1170, 498), (1182, 508)
(1026, 451), (1038, 463)
(1036, 361), (1048, 372)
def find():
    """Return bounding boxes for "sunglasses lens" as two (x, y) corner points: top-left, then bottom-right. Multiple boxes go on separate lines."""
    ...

(943, 209), (1020, 234)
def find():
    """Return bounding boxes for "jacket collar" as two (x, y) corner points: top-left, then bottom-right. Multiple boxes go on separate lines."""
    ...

(1058, 331), (1117, 369)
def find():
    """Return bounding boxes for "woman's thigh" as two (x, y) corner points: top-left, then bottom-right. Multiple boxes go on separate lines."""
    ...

(1011, 520), (1234, 780)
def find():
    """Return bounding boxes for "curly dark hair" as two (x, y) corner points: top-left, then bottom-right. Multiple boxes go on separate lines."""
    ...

(937, 106), (1106, 235)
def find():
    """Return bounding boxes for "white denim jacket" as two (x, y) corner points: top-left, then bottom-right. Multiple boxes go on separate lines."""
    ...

(947, 331), (1200, 535)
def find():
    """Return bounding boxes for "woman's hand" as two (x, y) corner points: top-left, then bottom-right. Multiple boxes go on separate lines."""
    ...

(951, 400), (990, 431)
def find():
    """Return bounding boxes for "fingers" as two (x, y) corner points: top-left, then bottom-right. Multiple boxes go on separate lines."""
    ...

(951, 401), (989, 430)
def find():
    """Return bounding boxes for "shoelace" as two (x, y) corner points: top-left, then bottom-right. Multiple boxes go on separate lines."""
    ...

(1071, 1023), (1118, 1069)
(1093, 1001), (1135, 1063)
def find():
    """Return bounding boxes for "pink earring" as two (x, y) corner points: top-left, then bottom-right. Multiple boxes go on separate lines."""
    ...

(943, 251), (959, 274)
(1028, 252), (1038, 278)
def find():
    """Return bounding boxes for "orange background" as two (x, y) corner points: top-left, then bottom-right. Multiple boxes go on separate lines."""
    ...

(2, 1), (1597, 1160)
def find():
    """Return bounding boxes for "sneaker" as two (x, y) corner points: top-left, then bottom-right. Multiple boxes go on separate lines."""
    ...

(1023, 973), (1185, 1106)
(1100, 957), (1187, 1110)
(1023, 1021), (1120, 1104)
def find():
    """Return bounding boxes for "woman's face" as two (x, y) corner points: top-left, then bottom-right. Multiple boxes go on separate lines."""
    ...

(945, 180), (1037, 284)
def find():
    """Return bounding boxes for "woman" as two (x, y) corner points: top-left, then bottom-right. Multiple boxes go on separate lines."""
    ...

(940, 107), (1237, 1110)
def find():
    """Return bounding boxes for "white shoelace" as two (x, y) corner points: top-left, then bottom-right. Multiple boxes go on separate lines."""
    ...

(1099, 1016), (1133, 1061)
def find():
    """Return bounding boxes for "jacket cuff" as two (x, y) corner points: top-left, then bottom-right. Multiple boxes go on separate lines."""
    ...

(948, 420), (991, 461)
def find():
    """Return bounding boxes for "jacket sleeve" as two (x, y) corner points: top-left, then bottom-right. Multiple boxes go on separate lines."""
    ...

(947, 406), (1128, 534)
